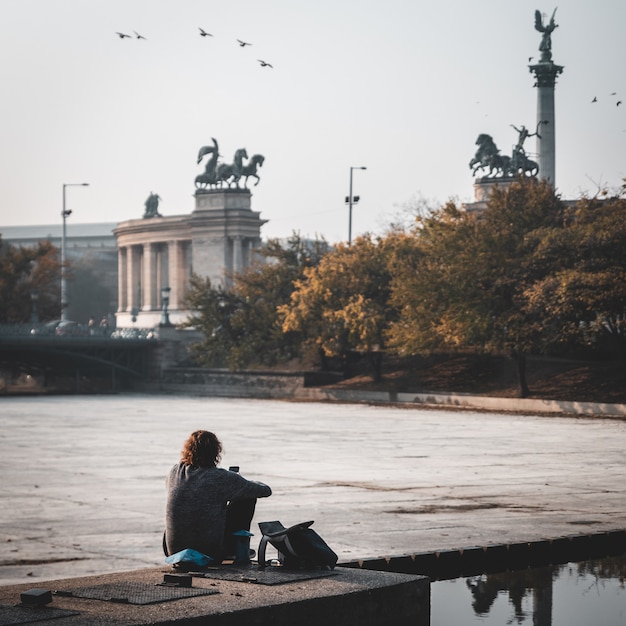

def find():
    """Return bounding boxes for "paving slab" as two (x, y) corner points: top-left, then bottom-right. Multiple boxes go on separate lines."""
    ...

(1, 394), (625, 587)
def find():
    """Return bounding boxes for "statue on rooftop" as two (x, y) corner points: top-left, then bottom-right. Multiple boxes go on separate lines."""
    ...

(195, 137), (220, 188)
(242, 154), (265, 187)
(143, 192), (162, 218)
(195, 138), (265, 190)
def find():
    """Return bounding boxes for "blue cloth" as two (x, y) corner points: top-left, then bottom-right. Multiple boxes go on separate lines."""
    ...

(165, 548), (213, 567)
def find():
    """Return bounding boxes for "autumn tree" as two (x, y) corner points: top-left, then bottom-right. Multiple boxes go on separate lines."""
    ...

(279, 235), (396, 380)
(523, 195), (626, 361)
(385, 202), (484, 355)
(183, 234), (329, 369)
(386, 178), (565, 396)
(0, 239), (61, 323)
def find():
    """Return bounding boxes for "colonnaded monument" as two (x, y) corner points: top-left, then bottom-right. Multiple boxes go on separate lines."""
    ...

(114, 139), (267, 327)
(465, 8), (563, 211)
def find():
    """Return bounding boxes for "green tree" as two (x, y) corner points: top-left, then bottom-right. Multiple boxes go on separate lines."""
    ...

(386, 178), (565, 396)
(182, 276), (241, 367)
(183, 234), (329, 369)
(385, 202), (483, 355)
(523, 195), (626, 360)
(279, 235), (395, 380)
(0, 238), (61, 323)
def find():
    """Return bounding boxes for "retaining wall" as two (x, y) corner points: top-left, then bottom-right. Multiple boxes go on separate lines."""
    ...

(138, 368), (626, 417)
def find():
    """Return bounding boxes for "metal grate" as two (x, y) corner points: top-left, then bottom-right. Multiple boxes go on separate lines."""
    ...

(0, 604), (79, 626)
(197, 565), (338, 586)
(60, 581), (217, 605)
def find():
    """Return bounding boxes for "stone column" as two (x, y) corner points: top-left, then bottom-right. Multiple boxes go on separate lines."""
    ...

(156, 244), (167, 298)
(127, 245), (142, 312)
(179, 241), (191, 303)
(233, 236), (243, 274)
(117, 246), (127, 311)
(142, 243), (157, 311)
(168, 240), (181, 310)
(529, 60), (563, 186)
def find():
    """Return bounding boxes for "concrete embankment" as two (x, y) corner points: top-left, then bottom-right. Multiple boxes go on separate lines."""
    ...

(0, 566), (429, 626)
(139, 367), (626, 418)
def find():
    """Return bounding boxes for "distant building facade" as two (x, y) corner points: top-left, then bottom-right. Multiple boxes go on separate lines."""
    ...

(114, 189), (266, 327)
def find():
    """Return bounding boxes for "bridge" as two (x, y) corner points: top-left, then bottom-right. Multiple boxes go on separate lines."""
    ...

(0, 324), (160, 393)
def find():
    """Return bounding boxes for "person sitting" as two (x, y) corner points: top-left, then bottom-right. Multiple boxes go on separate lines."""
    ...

(164, 430), (271, 564)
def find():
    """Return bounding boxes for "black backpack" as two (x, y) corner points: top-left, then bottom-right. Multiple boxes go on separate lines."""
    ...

(257, 520), (338, 569)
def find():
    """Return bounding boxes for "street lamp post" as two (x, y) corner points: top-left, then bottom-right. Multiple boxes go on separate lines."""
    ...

(61, 183), (89, 321)
(346, 166), (366, 245)
(160, 286), (173, 327)
(30, 289), (39, 324)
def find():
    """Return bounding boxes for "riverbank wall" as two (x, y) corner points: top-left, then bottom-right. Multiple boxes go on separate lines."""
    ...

(137, 367), (626, 418)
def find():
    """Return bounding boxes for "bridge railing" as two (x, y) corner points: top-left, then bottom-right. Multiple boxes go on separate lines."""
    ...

(0, 323), (158, 341)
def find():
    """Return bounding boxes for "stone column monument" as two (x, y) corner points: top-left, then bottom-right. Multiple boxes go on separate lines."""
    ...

(192, 138), (267, 287)
(190, 188), (266, 287)
(529, 8), (563, 186)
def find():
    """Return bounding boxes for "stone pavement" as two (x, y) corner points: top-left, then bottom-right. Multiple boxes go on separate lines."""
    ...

(1, 394), (625, 587)
(0, 566), (428, 626)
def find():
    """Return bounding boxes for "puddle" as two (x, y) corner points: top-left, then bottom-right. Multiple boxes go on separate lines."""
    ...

(432, 552), (626, 625)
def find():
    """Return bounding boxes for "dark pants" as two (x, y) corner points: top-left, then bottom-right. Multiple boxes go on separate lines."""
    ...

(162, 498), (257, 558)
(222, 498), (257, 556)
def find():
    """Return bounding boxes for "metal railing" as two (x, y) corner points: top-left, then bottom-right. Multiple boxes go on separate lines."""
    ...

(0, 323), (158, 341)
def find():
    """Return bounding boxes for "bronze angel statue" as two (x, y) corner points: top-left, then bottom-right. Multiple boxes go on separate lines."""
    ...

(534, 8), (558, 62)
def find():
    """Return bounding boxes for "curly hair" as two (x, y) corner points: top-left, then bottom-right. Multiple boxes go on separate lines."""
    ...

(180, 430), (223, 468)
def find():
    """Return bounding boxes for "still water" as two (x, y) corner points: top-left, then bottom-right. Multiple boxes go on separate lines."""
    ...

(432, 554), (626, 626)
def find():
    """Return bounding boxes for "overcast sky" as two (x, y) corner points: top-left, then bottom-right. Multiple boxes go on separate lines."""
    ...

(0, 0), (624, 243)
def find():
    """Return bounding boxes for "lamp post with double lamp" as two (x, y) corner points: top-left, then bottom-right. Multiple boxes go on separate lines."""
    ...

(346, 166), (366, 245)
(61, 183), (89, 321)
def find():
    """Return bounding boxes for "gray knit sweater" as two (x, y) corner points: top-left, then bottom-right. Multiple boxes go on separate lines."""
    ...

(165, 464), (271, 558)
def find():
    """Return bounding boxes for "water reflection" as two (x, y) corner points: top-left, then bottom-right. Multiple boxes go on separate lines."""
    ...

(432, 553), (626, 626)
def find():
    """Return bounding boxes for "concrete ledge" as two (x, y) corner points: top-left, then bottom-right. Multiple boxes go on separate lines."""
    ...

(340, 529), (626, 581)
(394, 391), (626, 417)
(140, 372), (626, 418)
(298, 388), (626, 417)
(0, 566), (429, 626)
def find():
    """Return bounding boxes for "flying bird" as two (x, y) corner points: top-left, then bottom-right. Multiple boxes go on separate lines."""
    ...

(591, 97), (597, 103)
(115, 32), (132, 39)
(134, 31), (147, 40)
(237, 39), (252, 47)
(258, 59), (273, 68)
(199, 28), (213, 37)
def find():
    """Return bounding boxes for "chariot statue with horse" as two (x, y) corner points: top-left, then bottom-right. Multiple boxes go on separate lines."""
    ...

(469, 125), (540, 180)
(195, 137), (265, 190)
